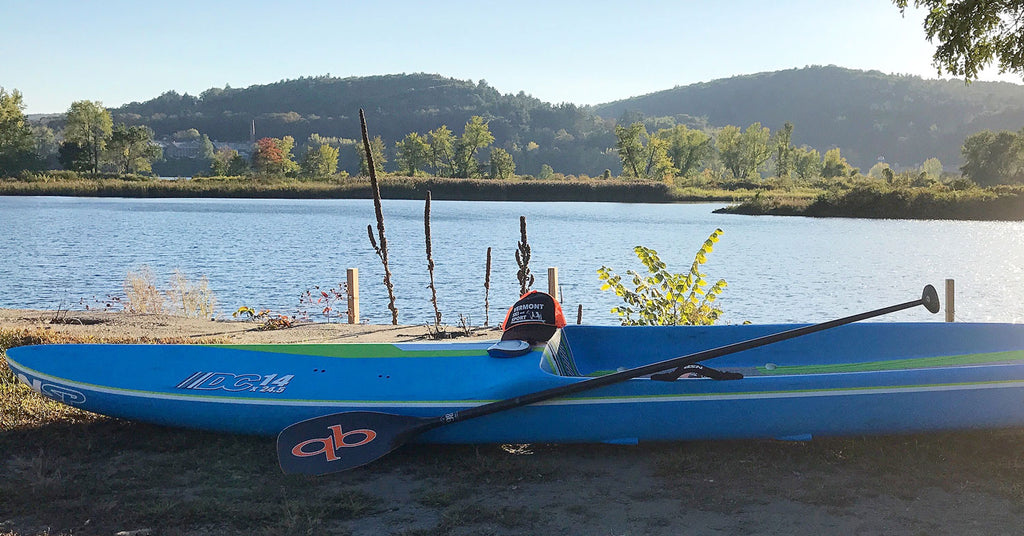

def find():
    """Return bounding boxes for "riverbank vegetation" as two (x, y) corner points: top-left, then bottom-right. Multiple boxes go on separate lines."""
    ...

(717, 179), (1024, 221)
(0, 170), (799, 203)
(4, 76), (1024, 218)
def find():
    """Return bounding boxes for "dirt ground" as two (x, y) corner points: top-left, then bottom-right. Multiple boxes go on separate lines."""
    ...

(0, 308), (503, 345)
(2, 309), (1023, 535)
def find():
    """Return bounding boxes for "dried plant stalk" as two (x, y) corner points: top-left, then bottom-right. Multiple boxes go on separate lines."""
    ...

(123, 265), (165, 314)
(167, 270), (217, 318)
(361, 109), (398, 325)
(515, 216), (534, 296)
(484, 246), (492, 326)
(425, 191), (441, 327)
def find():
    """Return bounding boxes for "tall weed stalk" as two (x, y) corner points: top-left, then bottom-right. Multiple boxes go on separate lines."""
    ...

(425, 191), (441, 327)
(515, 216), (534, 296)
(361, 109), (399, 324)
(484, 247), (492, 326)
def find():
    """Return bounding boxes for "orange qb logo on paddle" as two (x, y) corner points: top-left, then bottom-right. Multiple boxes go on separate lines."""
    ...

(291, 425), (377, 461)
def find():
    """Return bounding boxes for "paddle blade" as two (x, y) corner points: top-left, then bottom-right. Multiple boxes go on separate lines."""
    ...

(277, 411), (432, 475)
(921, 284), (940, 314)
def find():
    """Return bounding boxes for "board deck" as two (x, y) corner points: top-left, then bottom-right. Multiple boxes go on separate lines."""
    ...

(8, 322), (1024, 443)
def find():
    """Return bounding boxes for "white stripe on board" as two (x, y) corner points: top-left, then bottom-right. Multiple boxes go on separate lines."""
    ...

(13, 361), (1024, 409)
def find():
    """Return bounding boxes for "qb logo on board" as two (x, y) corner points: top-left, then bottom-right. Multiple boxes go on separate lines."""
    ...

(291, 425), (377, 461)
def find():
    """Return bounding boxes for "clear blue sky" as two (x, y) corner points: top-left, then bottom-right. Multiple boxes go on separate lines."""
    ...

(3, 0), (1021, 115)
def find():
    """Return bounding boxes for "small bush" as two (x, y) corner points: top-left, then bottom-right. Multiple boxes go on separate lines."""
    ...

(598, 229), (727, 325)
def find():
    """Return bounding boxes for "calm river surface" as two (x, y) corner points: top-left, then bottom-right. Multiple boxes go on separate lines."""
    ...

(1, 196), (1023, 326)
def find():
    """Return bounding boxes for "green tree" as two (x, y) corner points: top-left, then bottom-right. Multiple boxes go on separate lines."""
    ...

(868, 161), (892, 179)
(960, 130), (1024, 185)
(64, 100), (113, 174)
(657, 124), (712, 176)
(538, 163), (554, 180)
(488, 147), (516, 179)
(822, 148), (854, 178)
(895, 0), (1024, 80)
(301, 143), (340, 178)
(739, 122), (772, 179)
(32, 124), (58, 167)
(173, 128), (201, 141)
(58, 141), (90, 172)
(198, 135), (215, 162)
(453, 116), (495, 178)
(920, 157), (943, 179)
(209, 147), (238, 176)
(107, 124), (161, 174)
(278, 135), (298, 173)
(357, 135), (387, 176)
(716, 125), (743, 178)
(428, 125), (456, 177)
(395, 132), (429, 176)
(0, 87), (40, 176)
(253, 136), (299, 175)
(792, 146), (823, 180)
(227, 153), (249, 175)
(614, 122), (673, 180)
(773, 122), (795, 179)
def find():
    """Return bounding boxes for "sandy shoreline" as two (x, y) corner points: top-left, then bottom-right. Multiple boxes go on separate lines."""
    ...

(2, 308), (1024, 535)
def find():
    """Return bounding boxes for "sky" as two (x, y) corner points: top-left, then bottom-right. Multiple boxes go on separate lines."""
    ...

(3, 0), (1023, 115)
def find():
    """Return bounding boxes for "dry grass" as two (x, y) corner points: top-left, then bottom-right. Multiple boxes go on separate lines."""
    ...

(121, 266), (218, 318)
(122, 266), (165, 314)
(166, 270), (217, 319)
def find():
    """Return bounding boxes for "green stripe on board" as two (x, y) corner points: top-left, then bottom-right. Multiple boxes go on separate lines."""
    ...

(203, 344), (486, 359)
(757, 350), (1024, 375)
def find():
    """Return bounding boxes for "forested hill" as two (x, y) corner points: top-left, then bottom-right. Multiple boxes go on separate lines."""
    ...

(593, 65), (1024, 171)
(112, 67), (1024, 174)
(114, 74), (622, 176)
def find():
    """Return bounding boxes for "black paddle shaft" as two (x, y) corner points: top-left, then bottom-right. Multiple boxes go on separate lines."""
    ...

(436, 284), (940, 427)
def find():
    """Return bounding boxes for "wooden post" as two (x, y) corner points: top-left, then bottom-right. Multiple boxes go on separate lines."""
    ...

(945, 278), (955, 323)
(347, 268), (360, 324)
(547, 267), (559, 300)
(577, 304), (583, 325)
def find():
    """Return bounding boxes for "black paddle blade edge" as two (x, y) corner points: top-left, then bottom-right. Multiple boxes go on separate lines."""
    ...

(277, 411), (434, 475)
(921, 284), (940, 313)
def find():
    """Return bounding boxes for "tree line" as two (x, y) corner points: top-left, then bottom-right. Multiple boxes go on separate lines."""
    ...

(3, 85), (1024, 188)
(0, 92), (162, 176)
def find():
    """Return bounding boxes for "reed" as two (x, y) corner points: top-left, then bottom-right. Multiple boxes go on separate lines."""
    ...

(361, 109), (399, 325)
(424, 191), (442, 328)
(484, 247), (492, 326)
(515, 216), (534, 296)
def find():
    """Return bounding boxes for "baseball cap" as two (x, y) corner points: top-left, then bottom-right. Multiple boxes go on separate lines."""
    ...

(500, 290), (567, 343)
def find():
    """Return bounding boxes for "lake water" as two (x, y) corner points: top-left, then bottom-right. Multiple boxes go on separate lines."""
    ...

(1, 196), (1023, 326)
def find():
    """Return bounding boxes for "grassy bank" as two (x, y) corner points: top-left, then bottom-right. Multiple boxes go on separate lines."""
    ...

(0, 174), (668, 203)
(717, 183), (1024, 220)
(0, 172), (794, 203)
